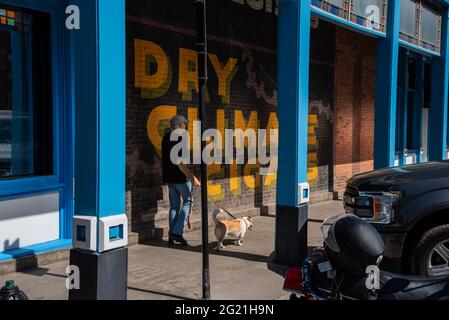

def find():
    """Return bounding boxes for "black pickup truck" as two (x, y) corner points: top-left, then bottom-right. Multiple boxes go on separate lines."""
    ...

(344, 161), (449, 277)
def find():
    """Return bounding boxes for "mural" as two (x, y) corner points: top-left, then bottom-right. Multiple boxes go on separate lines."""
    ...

(125, 0), (333, 239)
(132, 37), (278, 201)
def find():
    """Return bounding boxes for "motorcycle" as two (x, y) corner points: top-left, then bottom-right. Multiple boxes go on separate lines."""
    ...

(283, 214), (449, 300)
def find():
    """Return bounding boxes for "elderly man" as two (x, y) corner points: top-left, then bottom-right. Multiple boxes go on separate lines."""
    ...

(161, 115), (201, 246)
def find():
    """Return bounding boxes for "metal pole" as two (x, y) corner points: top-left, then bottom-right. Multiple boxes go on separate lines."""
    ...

(195, 0), (211, 300)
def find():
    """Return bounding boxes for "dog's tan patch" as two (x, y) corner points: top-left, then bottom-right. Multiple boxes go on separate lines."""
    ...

(221, 220), (242, 234)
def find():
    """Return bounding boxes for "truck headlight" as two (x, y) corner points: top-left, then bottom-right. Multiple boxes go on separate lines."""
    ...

(359, 191), (401, 224)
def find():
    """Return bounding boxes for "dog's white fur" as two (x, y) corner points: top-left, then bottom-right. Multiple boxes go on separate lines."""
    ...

(213, 208), (254, 252)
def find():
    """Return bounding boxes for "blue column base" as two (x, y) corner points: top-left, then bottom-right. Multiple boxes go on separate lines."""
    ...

(68, 247), (128, 300)
(275, 204), (308, 267)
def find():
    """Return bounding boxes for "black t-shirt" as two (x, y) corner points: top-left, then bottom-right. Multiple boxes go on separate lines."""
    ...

(162, 131), (188, 184)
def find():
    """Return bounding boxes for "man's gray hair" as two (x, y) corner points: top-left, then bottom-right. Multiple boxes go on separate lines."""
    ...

(170, 115), (188, 129)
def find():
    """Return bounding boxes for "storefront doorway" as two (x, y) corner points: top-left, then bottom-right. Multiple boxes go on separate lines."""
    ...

(395, 49), (432, 166)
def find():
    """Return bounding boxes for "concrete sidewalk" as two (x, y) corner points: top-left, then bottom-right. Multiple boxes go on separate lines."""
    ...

(0, 201), (343, 300)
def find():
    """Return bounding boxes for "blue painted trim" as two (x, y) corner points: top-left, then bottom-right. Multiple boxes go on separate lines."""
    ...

(374, 0), (401, 169)
(0, 177), (63, 198)
(429, 8), (449, 160)
(399, 40), (441, 58)
(277, 0), (311, 207)
(310, 6), (386, 39)
(413, 58), (425, 162)
(0, 0), (75, 243)
(0, 239), (71, 262)
(72, 0), (99, 217)
(72, 0), (126, 218)
(396, 49), (409, 162)
(59, 0), (75, 240)
(97, 0), (126, 218)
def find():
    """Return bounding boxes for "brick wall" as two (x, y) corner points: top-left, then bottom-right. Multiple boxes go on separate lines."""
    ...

(333, 26), (376, 194)
(125, 1), (374, 241)
(126, 0), (280, 241)
(309, 21), (335, 195)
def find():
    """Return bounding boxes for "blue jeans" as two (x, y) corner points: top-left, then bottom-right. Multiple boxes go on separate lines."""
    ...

(168, 181), (193, 236)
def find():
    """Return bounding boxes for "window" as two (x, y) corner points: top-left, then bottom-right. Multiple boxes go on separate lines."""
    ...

(312, 0), (348, 19)
(420, 4), (440, 50)
(350, 0), (387, 32)
(400, 0), (418, 42)
(311, 0), (388, 33)
(406, 91), (416, 150)
(400, 0), (442, 53)
(0, 5), (53, 179)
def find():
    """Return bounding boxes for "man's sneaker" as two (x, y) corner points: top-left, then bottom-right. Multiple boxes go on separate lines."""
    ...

(172, 234), (188, 246)
(168, 235), (175, 246)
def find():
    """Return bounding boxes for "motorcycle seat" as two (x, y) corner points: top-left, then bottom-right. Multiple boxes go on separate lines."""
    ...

(309, 249), (449, 300)
(377, 271), (449, 300)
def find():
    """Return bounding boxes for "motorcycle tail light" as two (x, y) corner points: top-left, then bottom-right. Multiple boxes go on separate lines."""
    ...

(283, 268), (304, 292)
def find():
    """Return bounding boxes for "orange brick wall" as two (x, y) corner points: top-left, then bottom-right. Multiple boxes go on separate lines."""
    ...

(333, 27), (376, 194)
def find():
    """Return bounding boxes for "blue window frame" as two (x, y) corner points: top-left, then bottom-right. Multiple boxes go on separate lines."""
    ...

(311, 0), (388, 33)
(350, 0), (387, 32)
(0, 4), (53, 179)
(400, 0), (442, 53)
(396, 49), (432, 164)
(0, 0), (74, 242)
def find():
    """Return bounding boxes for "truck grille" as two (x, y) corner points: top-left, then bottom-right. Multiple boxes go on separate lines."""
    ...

(344, 184), (374, 218)
(345, 184), (359, 198)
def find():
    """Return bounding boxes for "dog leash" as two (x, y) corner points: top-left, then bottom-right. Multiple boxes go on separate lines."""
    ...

(187, 190), (193, 230)
(187, 188), (238, 230)
(210, 198), (238, 220)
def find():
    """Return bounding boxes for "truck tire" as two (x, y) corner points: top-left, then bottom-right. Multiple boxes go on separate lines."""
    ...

(414, 225), (449, 277)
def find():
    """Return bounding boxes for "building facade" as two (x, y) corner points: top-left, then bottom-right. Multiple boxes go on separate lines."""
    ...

(0, 0), (448, 267)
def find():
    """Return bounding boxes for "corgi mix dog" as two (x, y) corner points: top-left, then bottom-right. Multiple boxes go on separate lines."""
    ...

(213, 208), (254, 251)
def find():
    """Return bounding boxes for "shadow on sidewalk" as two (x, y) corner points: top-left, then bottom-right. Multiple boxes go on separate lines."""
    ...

(127, 286), (194, 300)
(267, 246), (321, 277)
(141, 239), (270, 263)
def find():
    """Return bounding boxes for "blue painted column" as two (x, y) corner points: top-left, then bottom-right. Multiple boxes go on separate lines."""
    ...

(414, 57), (425, 163)
(374, 0), (401, 169)
(275, 0), (311, 267)
(429, 8), (449, 161)
(69, 0), (127, 300)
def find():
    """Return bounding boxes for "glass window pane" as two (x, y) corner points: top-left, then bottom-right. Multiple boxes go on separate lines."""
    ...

(0, 5), (53, 179)
(352, 0), (383, 19)
(351, 0), (385, 31)
(400, 0), (417, 36)
(0, 30), (11, 176)
(406, 91), (415, 150)
(420, 5), (439, 46)
(326, 0), (345, 8)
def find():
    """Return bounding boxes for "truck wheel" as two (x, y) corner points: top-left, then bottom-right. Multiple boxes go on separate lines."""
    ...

(414, 225), (449, 277)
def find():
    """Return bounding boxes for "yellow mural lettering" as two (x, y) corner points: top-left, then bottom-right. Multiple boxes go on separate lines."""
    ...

(178, 48), (199, 102)
(188, 107), (199, 153)
(134, 39), (172, 99)
(234, 110), (259, 148)
(207, 164), (225, 200)
(146, 105), (177, 152)
(208, 54), (239, 104)
(307, 114), (319, 183)
(216, 109), (225, 150)
(266, 112), (279, 146)
(244, 163), (261, 191)
(264, 173), (277, 187)
(230, 161), (242, 196)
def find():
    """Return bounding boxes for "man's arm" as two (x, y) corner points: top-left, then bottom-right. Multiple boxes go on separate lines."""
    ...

(178, 164), (201, 186)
